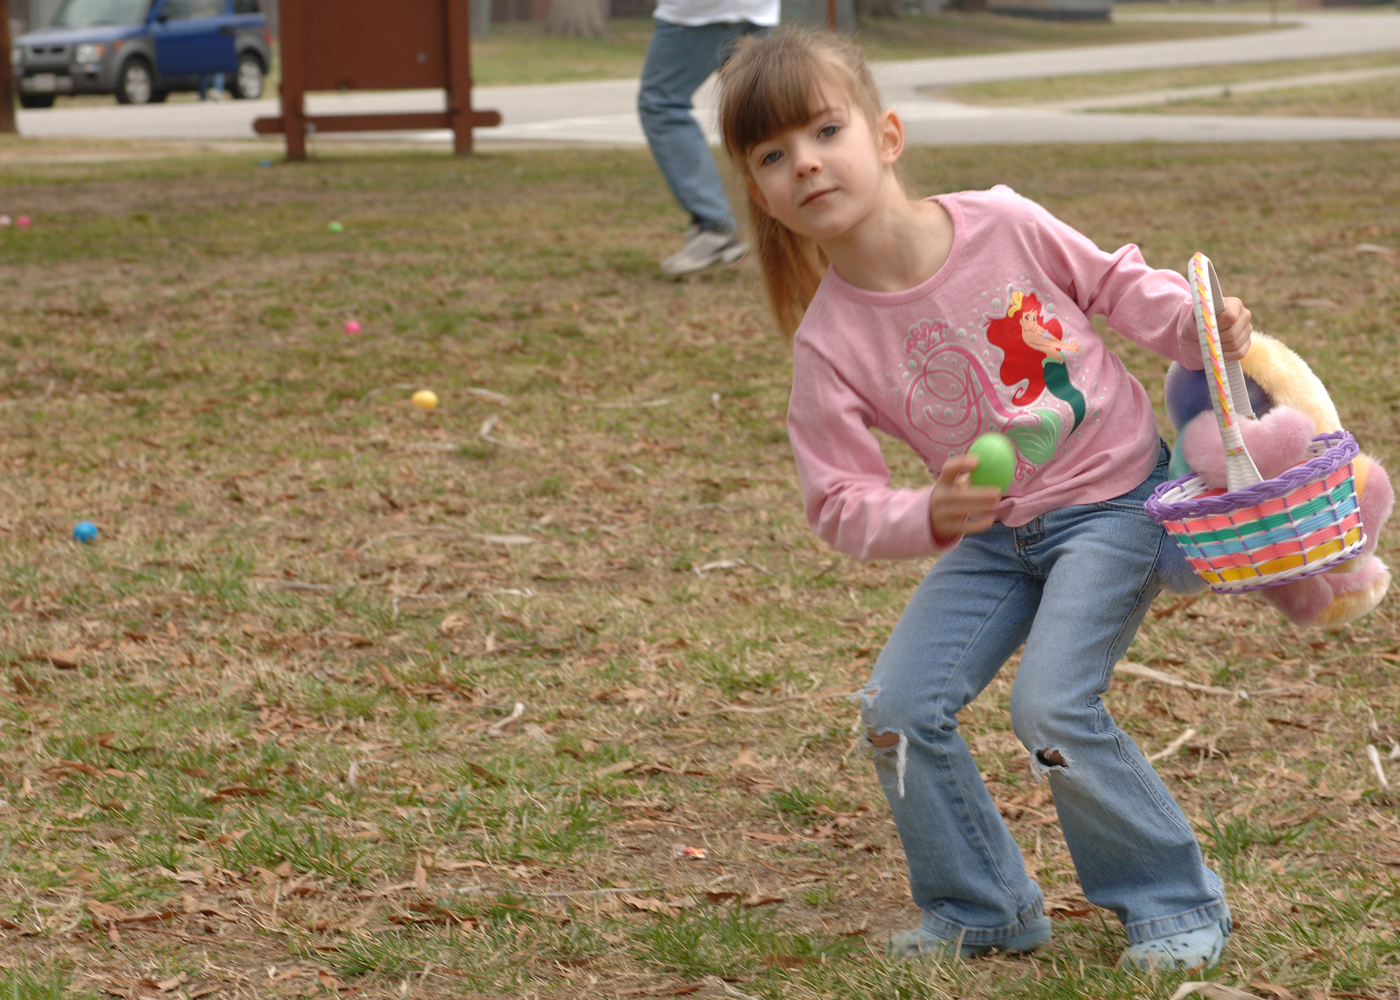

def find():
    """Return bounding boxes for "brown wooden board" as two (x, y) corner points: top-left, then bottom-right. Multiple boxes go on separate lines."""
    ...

(256, 0), (499, 160)
(302, 0), (449, 92)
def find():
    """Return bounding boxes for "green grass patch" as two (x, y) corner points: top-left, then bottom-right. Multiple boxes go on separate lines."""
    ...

(942, 49), (1400, 106)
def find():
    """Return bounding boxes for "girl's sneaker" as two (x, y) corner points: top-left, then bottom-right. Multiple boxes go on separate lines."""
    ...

(1118, 912), (1230, 972)
(887, 914), (1052, 959)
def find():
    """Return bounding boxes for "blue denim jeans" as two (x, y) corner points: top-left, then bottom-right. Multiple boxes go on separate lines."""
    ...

(860, 442), (1229, 947)
(638, 19), (767, 234)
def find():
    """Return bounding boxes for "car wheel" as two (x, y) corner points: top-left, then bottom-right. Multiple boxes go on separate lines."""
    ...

(229, 53), (264, 100)
(115, 58), (155, 105)
(18, 93), (57, 109)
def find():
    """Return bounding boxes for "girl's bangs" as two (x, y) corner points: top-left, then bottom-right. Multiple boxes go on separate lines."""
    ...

(723, 51), (854, 159)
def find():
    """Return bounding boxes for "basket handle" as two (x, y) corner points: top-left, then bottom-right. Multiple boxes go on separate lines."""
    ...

(1188, 252), (1262, 492)
(1205, 259), (1255, 422)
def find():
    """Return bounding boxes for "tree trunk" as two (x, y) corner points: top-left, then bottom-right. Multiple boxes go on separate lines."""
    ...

(855, 0), (906, 19)
(0, 0), (16, 135)
(546, 0), (607, 37)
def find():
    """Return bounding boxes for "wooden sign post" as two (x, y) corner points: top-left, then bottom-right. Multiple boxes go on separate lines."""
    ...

(255, 0), (500, 159)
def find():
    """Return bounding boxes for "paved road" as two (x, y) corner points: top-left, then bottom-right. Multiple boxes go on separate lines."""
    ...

(13, 11), (1400, 148)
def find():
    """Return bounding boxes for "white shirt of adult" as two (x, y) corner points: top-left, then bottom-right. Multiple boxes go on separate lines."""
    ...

(653, 0), (780, 28)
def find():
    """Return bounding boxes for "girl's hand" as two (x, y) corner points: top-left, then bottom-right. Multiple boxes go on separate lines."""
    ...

(929, 455), (1002, 544)
(1218, 296), (1253, 362)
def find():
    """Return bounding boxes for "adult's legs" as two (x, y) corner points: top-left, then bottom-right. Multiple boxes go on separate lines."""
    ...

(637, 19), (762, 234)
(1007, 467), (1229, 944)
(860, 525), (1048, 947)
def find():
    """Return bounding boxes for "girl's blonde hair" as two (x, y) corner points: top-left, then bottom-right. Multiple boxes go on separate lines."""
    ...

(718, 29), (883, 338)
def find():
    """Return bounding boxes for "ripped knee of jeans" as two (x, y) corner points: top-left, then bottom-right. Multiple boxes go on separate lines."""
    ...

(1030, 746), (1072, 782)
(867, 729), (908, 799)
(853, 683), (909, 798)
(847, 682), (881, 709)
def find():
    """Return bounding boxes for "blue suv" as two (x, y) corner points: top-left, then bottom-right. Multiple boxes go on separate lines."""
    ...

(12, 0), (272, 108)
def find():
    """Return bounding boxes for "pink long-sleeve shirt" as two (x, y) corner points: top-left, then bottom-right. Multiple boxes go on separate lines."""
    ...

(788, 185), (1205, 561)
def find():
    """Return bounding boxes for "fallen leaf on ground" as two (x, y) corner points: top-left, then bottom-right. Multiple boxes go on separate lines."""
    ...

(466, 762), (504, 786)
(48, 648), (83, 669)
(743, 894), (787, 907)
(1169, 984), (1258, 1000)
(621, 893), (676, 915)
(439, 613), (473, 637)
(204, 784), (273, 804)
(742, 831), (794, 844)
(731, 745), (761, 769)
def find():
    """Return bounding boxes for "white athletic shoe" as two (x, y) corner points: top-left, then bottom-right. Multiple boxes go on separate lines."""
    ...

(1118, 911), (1230, 972)
(660, 227), (747, 276)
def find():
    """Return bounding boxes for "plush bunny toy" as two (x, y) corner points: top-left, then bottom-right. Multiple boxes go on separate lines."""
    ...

(1159, 332), (1393, 627)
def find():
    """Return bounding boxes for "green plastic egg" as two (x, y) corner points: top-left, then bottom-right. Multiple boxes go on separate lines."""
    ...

(968, 432), (1016, 495)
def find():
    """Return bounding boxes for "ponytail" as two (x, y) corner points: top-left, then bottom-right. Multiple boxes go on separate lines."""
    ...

(748, 197), (825, 339)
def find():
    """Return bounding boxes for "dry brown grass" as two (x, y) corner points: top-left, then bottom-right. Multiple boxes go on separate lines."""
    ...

(0, 140), (1399, 999)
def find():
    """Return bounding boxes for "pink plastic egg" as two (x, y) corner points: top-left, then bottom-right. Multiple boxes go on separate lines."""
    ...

(16, 216), (31, 228)
(345, 320), (361, 334)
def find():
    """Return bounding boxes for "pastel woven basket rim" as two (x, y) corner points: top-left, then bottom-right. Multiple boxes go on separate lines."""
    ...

(1145, 430), (1359, 521)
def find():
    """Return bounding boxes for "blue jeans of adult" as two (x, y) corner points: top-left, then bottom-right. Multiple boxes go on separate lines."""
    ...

(638, 18), (767, 235)
(859, 441), (1229, 948)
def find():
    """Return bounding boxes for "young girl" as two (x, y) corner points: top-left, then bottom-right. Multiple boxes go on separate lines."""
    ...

(717, 31), (1250, 971)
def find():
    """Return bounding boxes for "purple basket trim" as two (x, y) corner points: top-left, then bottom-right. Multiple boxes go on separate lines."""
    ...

(1145, 430), (1358, 523)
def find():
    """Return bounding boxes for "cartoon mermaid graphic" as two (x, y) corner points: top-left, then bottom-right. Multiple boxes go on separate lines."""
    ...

(985, 292), (1086, 433)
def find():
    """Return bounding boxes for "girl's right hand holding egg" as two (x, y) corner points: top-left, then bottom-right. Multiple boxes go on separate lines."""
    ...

(929, 455), (1003, 545)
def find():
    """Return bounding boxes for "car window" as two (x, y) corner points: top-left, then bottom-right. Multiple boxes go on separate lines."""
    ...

(233, 0), (259, 11)
(52, 0), (149, 26)
(160, 0), (224, 19)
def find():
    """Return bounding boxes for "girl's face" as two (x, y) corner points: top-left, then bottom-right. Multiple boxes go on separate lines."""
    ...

(745, 89), (899, 242)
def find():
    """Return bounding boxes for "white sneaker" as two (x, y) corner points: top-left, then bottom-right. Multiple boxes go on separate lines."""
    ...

(1118, 911), (1230, 972)
(660, 228), (747, 276)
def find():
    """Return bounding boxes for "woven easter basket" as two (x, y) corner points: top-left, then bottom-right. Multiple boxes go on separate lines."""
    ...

(1146, 430), (1364, 594)
(1143, 254), (1366, 595)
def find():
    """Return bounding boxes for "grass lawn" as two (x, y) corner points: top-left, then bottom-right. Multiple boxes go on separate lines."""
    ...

(1115, 69), (1400, 117)
(1, 139), (1400, 999)
(1120, 0), (1391, 14)
(940, 50), (1400, 106)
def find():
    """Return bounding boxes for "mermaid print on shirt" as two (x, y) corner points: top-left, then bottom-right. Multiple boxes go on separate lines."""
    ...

(896, 287), (1090, 483)
(985, 291), (1087, 433)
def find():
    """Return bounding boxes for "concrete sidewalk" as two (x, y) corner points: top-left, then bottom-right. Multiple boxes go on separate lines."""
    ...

(11, 11), (1400, 148)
